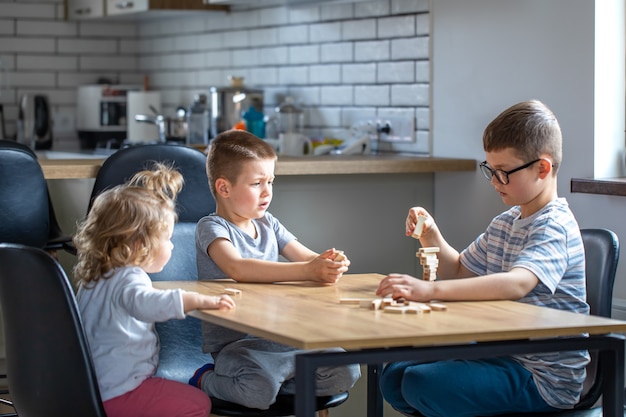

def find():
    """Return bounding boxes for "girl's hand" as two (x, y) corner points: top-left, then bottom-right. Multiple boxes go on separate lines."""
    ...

(211, 294), (236, 310)
(375, 273), (435, 302)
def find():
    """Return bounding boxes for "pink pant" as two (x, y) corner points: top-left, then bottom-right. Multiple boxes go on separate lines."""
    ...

(104, 377), (211, 417)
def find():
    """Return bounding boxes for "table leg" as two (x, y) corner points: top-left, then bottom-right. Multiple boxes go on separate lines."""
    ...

(295, 355), (318, 417)
(600, 336), (625, 417)
(367, 364), (384, 417)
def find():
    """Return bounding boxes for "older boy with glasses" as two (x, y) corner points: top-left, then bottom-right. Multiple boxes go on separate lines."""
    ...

(377, 100), (588, 417)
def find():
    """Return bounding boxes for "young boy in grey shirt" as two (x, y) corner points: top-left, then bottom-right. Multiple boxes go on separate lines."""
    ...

(190, 130), (360, 410)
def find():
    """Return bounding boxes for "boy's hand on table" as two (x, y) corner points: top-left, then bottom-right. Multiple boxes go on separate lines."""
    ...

(309, 249), (350, 283)
(375, 273), (435, 302)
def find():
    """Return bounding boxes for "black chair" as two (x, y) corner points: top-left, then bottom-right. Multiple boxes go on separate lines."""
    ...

(0, 139), (72, 252)
(401, 228), (620, 417)
(0, 243), (107, 417)
(90, 144), (348, 417)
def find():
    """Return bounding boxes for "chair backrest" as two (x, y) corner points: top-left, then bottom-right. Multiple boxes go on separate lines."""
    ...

(89, 143), (215, 222)
(0, 243), (106, 417)
(575, 228), (620, 410)
(0, 143), (50, 247)
(89, 144), (215, 382)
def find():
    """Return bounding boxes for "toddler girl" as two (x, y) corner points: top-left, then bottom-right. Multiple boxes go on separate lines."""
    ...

(74, 162), (235, 417)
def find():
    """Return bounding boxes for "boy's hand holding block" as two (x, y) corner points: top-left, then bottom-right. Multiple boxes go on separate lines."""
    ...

(333, 250), (346, 262)
(411, 215), (427, 239)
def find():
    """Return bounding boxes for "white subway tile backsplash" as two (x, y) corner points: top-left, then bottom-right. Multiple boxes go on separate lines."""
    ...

(79, 22), (136, 38)
(354, 39), (390, 62)
(0, 2), (55, 19)
(309, 64), (340, 84)
(0, 19), (15, 35)
(391, 0), (429, 15)
(279, 25), (309, 45)
(289, 45), (320, 65)
(2, 0), (430, 155)
(416, 11), (429, 36)
(18, 54), (78, 70)
(320, 4), (354, 22)
(17, 19), (76, 36)
(257, 46), (289, 66)
(321, 85), (353, 106)
(221, 30), (250, 49)
(391, 36), (429, 60)
(288, 5), (320, 24)
(250, 28), (279, 47)
(310, 22), (342, 44)
(354, 84), (389, 106)
(415, 60), (429, 82)
(259, 7), (288, 27)
(59, 39), (118, 55)
(342, 19), (376, 41)
(80, 55), (137, 71)
(287, 86), (320, 106)
(378, 15), (415, 39)
(390, 83), (428, 106)
(10, 71), (55, 87)
(378, 61), (414, 83)
(355, 1), (390, 18)
(321, 42), (353, 63)
(342, 63), (376, 84)
(278, 65), (308, 85)
(0, 36), (54, 53)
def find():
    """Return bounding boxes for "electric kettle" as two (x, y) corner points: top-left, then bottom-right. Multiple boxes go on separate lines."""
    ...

(17, 93), (52, 150)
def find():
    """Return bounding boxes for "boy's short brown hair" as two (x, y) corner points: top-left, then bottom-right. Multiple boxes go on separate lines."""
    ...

(206, 130), (277, 197)
(483, 100), (562, 172)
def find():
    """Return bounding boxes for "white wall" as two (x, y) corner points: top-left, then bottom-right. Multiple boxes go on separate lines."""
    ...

(431, 0), (626, 315)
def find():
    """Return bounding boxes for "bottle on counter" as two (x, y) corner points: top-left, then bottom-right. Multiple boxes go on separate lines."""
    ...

(186, 93), (209, 146)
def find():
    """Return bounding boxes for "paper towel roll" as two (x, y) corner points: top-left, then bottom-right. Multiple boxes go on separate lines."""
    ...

(127, 91), (161, 143)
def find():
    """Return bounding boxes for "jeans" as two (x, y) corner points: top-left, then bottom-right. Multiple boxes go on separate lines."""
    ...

(380, 357), (560, 417)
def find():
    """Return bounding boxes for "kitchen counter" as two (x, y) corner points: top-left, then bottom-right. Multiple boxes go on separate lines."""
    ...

(571, 177), (626, 197)
(39, 154), (476, 179)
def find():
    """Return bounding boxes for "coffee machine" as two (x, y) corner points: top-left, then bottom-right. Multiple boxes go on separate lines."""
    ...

(17, 93), (52, 150)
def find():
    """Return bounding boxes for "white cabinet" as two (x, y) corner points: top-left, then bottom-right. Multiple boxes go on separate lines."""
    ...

(65, 0), (104, 20)
(106, 0), (228, 16)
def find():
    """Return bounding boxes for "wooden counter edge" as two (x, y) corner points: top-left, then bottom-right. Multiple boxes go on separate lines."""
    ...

(41, 155), (476, 180)
(571, 177), (626, 197)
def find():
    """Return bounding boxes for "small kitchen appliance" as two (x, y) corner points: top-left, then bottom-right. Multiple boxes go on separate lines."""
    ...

(76, 84), (140, 149)
(17, 93), (53, 150)
(210, 76), (263, 139)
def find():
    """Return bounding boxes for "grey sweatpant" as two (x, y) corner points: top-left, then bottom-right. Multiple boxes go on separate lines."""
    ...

(200, 336), (361, 410)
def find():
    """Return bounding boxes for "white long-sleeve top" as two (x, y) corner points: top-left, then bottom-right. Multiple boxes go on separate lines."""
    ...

(76, 266), (186, 401)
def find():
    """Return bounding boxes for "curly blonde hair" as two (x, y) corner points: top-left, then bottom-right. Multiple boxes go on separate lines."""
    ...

(73, 162), (184, 286)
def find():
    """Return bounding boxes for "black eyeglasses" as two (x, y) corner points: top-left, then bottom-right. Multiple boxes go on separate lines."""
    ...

(479, 159), (541, 185)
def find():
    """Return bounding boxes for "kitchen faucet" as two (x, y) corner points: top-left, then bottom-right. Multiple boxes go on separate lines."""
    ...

(134, 105), (166, 143)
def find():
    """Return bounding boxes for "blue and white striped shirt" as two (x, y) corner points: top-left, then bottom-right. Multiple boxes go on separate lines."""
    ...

(460, 197), (589, 409)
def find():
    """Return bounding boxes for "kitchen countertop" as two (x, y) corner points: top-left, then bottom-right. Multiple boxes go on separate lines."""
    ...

(39, 153), (476, 180)
(571, 177), (626, 197)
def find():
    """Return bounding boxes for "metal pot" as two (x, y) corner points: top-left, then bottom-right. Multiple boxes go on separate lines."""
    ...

(210, 76), (263, 138)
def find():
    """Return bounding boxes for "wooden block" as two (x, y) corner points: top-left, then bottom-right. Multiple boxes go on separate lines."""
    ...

(409, 302), (432, 312)
(411, 215), (426, 239)
(333, 250), (346, 262)
(383, 305), (407, 314)
(370, 299), (383, 310)
(405, 307), (423, 314)
(418, 247), (440, 254)
(382, 297), (394, 307)
(429, 302), (447, 311)
(223, 288), (242, 296)
(339, 298), (362, 305)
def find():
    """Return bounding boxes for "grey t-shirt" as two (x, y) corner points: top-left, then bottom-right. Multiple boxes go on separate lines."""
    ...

(195, 212), (297, 353)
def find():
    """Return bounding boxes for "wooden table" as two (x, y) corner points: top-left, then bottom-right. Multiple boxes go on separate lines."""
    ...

(154, 274), (626, 417)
